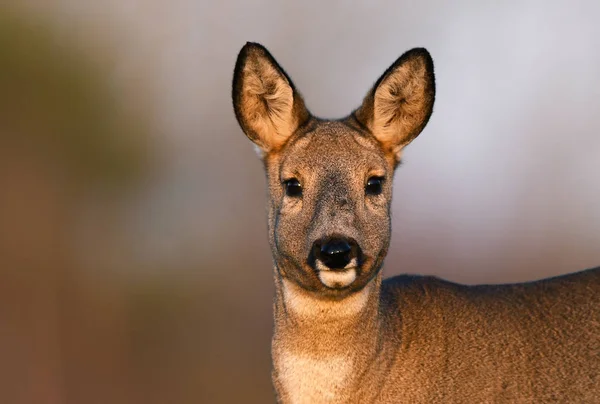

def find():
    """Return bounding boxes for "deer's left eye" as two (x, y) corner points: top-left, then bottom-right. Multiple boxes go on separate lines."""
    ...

(365, 176), (384, 196)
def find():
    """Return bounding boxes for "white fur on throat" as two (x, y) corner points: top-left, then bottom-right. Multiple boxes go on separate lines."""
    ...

(281, 277), (371, 319)
(277, 353), (353, 404)
(278, 276), (371, 403)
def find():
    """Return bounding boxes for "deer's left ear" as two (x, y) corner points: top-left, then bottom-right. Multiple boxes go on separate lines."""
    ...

(354, 48), (435, 162)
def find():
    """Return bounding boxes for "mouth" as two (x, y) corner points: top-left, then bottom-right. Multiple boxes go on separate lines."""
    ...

(315, 258), (359, 289)
(307, 235), (364, 290)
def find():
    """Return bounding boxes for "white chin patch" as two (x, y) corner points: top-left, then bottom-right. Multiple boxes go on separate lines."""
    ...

(316, 258), (358, 289)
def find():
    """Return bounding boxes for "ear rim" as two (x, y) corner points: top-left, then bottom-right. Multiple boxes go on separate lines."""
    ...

(353, 47), (436, 153)
(232, 42), (309, 152)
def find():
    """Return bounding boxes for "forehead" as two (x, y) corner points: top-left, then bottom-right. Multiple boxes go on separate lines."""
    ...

(280, 121), (387, 174)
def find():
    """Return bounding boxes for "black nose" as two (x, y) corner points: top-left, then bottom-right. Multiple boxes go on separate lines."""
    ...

(315, 238), (356, 269)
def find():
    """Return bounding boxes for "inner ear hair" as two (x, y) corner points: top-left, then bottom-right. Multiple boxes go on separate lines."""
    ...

(355, 48), (435, 160)
(232, 43), (309, 153)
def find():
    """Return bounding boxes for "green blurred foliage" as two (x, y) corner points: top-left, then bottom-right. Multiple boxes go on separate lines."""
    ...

(0, 7), (150, 188)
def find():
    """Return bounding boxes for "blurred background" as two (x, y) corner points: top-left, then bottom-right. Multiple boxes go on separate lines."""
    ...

(1, 1), (599, 403)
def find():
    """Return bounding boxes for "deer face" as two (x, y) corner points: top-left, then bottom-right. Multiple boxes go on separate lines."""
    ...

(232, 43), (434, 298)
(262, 121), (392, 297)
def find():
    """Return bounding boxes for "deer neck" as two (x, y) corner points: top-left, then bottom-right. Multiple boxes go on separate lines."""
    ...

(271, 271), (388, 402)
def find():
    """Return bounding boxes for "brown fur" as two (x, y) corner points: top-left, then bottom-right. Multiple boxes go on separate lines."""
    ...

(232, 42), (600, 403)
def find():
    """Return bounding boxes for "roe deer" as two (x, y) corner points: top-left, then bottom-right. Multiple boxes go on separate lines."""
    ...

(231, 42), (600, 403)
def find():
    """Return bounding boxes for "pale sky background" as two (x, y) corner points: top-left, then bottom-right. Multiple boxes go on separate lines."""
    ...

(18, 0), (600, 283)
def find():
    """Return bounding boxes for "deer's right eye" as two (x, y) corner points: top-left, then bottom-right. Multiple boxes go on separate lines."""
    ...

(284, 178), (302, 197)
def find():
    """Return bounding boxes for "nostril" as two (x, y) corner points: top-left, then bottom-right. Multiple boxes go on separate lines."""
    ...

(321, 240), (351, 257)
(317, 238), (355, 269)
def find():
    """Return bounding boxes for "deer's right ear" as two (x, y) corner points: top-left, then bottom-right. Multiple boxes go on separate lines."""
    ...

(232, 42), (310, 154)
